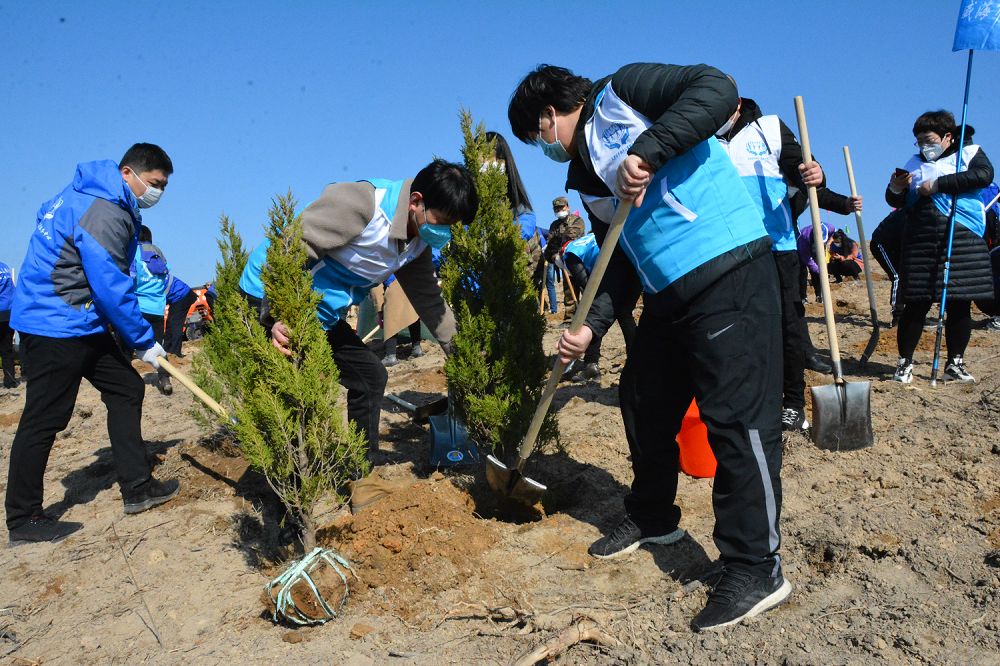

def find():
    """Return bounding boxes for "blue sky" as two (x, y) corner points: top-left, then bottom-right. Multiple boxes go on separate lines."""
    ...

(1, 1), (997, 284)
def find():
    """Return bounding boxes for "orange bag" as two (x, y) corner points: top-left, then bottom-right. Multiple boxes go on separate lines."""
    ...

(677, 399), (716, 478)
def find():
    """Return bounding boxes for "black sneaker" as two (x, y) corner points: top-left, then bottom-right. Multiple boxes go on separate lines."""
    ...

(3, 379), (18, 389)
(691, 566), (792, 632)
(943, 355), (975, 383)
(409, 343), (424, 358)
(8, 515), (83, 547)
(804, 352), (832, 374)
(381, 354), (399, 368)
(157, 375), (173, 396)
(588, 516), (685, 559)
(780, 408), (808, 432)
(123, 477), (181, 515)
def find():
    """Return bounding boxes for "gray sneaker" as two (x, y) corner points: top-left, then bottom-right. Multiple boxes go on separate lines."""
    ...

(943, 356), (975, 383)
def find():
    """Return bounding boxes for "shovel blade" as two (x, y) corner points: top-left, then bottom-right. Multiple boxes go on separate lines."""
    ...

(810, 381), (874, 451)
(484, 454), (547, 505)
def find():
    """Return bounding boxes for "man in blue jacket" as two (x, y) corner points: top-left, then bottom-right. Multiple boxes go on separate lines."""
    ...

(510, 63), (792, 631)
(6, 143), (180, 547)
(132, 225), (172, 395)
(0, 262), (17, 388)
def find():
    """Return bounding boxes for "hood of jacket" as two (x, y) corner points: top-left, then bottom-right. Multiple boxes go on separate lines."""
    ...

(72, 160), (141, 221)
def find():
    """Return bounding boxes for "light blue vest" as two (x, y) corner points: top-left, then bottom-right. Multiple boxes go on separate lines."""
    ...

(564, 233), (599, 272)
(904, 145), (986, 237)
(239, 238), (270, 299)
(583, 83), (767, 294)
(133, 245), (168, 316)
(717, 116), (796, 251)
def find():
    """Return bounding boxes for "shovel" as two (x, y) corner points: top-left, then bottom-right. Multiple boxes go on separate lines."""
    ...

(794, 97), (873, 451)
(427, 390), (480, 467)
(843, 146), (880, 366)
(385, 393), (449, 424)
(158, 357), (232, 422)
(486, 199), (633, 504)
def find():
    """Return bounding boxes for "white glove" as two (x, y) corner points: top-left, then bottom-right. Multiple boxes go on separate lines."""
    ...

(142, 342), (166, 369)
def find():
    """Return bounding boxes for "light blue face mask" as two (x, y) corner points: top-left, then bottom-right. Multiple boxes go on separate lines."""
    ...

(536, 113), (572, 163)
(417, 205), (452, 249)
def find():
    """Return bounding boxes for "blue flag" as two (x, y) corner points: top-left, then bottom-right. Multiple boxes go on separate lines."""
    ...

(954, 0), (1000, 51)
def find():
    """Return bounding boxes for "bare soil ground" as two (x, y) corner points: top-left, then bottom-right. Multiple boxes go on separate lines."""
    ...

(2, 273), (999, 665)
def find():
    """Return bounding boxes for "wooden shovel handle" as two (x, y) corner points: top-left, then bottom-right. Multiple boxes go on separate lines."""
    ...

(794, 96), (844, 383)
(843, 146), (880, 324)
(158, 357), (230, 420)
(516, 200), (634, 465)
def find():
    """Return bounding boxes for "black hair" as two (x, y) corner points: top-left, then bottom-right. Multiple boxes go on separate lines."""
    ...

(913, 110), (956, 139)
(508, 64), (593, 143)
(485, 131), (533, 213)
(120, 143), (173, 176)
(138, 225), (153, 243)
(412, 159), (479, 225)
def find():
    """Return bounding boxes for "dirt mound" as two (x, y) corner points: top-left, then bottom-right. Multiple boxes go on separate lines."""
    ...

(322, 472), (498, 621)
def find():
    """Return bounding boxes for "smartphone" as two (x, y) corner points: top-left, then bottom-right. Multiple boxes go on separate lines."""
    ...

(894, 168), (909, 177)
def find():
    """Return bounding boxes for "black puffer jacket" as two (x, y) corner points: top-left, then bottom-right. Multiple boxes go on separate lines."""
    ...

(886, 143), (994, 303)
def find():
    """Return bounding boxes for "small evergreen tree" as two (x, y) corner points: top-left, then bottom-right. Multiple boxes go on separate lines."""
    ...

(195, 192), (369, 552)
(441, 110), (558, 459)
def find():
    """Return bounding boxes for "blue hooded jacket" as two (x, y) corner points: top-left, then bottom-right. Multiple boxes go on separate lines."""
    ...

(166, 274), (192, 304)
(10, 160), (155, 349)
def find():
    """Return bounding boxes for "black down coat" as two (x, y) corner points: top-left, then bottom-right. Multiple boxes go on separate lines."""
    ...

(886, 145), (994, 303)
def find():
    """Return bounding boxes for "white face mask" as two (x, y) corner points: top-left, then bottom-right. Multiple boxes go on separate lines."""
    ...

(556, 210), (569, 219)
(920, 143), (944, 161)
(479, 160), (506, 173)
(130, 169), (163, 209)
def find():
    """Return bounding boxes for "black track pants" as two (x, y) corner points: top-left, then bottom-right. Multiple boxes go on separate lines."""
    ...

(326, 320), (388, 454)
(619, 253), (784, 576)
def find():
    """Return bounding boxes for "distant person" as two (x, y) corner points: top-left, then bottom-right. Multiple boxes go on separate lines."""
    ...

(484, 131), (544, 285)
(544, 196), (584, 315)
(828, 229), (863, 282)
(797, 222), (835, 304)
(267, 160), (478, 455)
(163, 274), (198, 356)
(887, 110), (994, 384)
(373, 276), (424, 368)
(6, 143), (180, 546)
(133, 225), (172, 394)
(0, 261), (17, 388)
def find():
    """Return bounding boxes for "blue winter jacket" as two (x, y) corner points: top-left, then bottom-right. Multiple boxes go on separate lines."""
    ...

(166, 274), (192, 304)
(0, 262), (14, 316)
(132, 243), (169, 316)
(10, 160), (155, 349)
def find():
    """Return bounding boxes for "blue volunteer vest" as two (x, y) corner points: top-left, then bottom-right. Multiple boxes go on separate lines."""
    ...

(309, 179), (428, 329)
(583, 83), (767, 294)
(717, 116), (796, 251)
(904, 145), (987, 237)
(564, 233), (599, 272)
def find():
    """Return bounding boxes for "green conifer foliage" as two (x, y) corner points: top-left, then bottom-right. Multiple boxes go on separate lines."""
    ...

(196, 193), (369, 552)
(440, 111), (558, 459)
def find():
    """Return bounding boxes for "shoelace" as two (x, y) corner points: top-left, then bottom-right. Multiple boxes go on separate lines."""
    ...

(780, 410), (797, 426)
(708, 567), (756, 604)
(609, 518), (639, 543)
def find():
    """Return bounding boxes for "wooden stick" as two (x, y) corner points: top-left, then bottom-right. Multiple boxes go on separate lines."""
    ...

(561, 266), (578, 305)
(157, 357), (230, 420)
(794, 96), (844, 383)
(539, 262), (548, 315)
(512, 619), (618, 666)
(361, 326), (380, 343)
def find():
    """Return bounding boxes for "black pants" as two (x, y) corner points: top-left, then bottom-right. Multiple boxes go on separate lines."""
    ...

(383, 320), (422, 357)
(871, 240), (901, 313)
(5, 333), (151, 530)
(0, 319), (15, 385)
(619, 253), (783, 576)
(327, 320), (388, 454)
(897, 299), (972, 361)
(774, 252), (807, 411)
(828, 259), (862, 281)
(164, 290), (197, 355)
(566, 255), (637, 364)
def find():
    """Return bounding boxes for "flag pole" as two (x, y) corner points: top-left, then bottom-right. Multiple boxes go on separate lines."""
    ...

(930, 48), (975, 386)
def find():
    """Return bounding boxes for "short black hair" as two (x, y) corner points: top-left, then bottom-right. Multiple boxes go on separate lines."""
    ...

(485, 130), (532, 213)
(913, 110), (956, 139)
(138, 225), (153, 243)
(412, 159), (479, 225)
(508, 65), (593, 143)
(120, 143), (173, 176)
